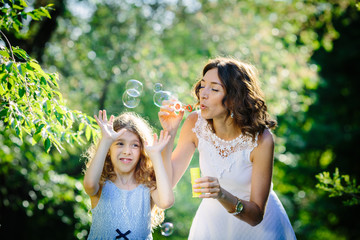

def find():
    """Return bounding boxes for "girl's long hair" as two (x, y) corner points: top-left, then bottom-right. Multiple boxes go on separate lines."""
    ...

(83, 111), (164, 229)
(194, 57), (277, 140)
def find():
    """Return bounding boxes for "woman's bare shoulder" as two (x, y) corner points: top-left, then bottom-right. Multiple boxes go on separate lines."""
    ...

(183, 111), (199, 127)
(257, 128), (274, 149)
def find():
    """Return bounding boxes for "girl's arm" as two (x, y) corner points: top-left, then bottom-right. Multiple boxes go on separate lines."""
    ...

(145, 130), (174, 209)
(83, 137), (113, 197)
(159, 110), (198, 187)
(83, 110), (126, 197)
(193, 129), (274, 226)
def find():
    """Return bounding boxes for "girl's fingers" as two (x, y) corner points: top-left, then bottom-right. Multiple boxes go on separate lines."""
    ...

(158, 130), (170, 144)
(109, 115), (114, 124)
(164, 133), (171, 143)
(159, 130), (165, 141)
(158, 130), (162, 141)
(94, 114), (104, 127)
(102, 110), (107, 122)
(163, 130), (168, 138)
(94, 114), (100, 124)
(153, 133), (158, 143)
(97, 110), (102, 121)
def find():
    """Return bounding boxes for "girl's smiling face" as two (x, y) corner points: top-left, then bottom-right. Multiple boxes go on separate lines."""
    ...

(109, 130), (141, 175)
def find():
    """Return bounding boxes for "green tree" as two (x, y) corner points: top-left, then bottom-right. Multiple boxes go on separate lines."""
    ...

(277, 3), (360, 239)
(1, 1), (96, 238)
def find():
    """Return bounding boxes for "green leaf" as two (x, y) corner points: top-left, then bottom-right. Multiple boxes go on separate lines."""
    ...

(7, 76), (14, 90)
(43, 100), (52, 114)
(27, 12), (40, 21)
(35, 124), (46, 134)
(40, 76), (47, 85)
(19, 0), (28, 8)
(55, 111), (64, 124)
(6, 61), (14, 72)
(85, 125), (91, 141)
(92, 128), (99, 143)
(39, 6), (51, 19)
(19, 87), (25, 98)
(0, 108), (8, 118)
(0, 50), (10, 58)
(12, 4), (24, 10)
(32, 133), (42, 145)
(79, 122), (85, 131)
(13, 48), (29, 62)
(44, 137), (51, 153)
(55, 105), (66, 114)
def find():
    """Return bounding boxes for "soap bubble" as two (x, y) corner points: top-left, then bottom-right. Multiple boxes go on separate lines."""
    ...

(126, 79), (143, 97)
(161, 222), (174, 236)
(153, 91), (172, 107)
(122, 91), (140, 108)
(153, 83), (163, 92)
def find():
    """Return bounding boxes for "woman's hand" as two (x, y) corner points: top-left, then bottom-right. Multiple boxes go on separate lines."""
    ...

(158, 100), (185, 134)
(144, 130), (171, 160)
(94, 110), (126, 141)
(193, 176), (224, 199)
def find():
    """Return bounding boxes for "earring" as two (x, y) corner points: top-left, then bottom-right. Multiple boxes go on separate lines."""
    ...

(230, 112), (234, 118)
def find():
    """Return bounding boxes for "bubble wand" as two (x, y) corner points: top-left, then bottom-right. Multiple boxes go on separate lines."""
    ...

(153, 90), (193, 112)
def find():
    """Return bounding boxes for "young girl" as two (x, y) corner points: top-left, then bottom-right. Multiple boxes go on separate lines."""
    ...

(83, 110), (174, 239)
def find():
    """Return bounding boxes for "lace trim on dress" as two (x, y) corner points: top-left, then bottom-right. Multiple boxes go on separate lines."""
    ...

(193, 112), (258, 157)
(192, 112), (258, 178)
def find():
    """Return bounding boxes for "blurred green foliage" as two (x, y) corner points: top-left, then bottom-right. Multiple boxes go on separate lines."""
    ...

(316, 168), (360, 206)
(1, 0), (360, 239)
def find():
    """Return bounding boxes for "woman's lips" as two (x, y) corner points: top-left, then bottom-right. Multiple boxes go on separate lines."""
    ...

(200, 104), (207, 110)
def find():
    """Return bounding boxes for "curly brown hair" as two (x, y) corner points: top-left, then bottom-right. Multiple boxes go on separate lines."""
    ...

(194, 57), (277, 140)
(83, 111), (164, 229)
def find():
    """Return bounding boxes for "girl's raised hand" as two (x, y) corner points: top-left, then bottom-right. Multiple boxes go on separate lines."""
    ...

(94, 110), (126, 141)
(144, 130), (171, 158)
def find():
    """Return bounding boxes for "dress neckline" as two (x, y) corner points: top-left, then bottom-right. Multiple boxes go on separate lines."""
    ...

(107, 180), (141, 192)
(211, 129), (245, 144)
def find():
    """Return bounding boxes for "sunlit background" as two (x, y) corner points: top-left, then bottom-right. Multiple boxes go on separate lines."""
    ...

(1, 0), (360, 239)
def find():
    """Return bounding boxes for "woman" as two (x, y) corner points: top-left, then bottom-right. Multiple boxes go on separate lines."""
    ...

(159, 57), (296, 239)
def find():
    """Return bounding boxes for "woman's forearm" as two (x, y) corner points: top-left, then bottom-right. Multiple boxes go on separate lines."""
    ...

(218, 187), (264, 226)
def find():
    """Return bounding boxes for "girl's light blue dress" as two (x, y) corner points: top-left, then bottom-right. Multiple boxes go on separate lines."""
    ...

(88, 180), (152, 240)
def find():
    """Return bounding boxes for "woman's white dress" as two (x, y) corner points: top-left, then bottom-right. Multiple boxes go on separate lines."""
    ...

(188, 111), (296, 240)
